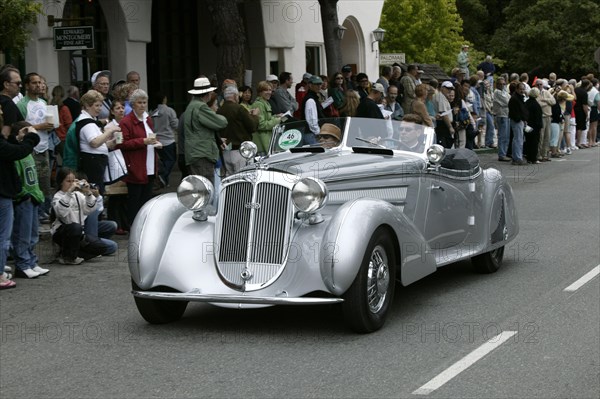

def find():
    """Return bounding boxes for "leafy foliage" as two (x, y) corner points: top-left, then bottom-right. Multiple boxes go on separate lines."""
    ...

(490, 0), (600, 77)
(379, 0), (468, 71)
(0, 0), (43, 54)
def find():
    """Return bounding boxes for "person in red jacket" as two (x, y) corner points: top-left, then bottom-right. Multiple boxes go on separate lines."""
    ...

(116, 89), (160, 226)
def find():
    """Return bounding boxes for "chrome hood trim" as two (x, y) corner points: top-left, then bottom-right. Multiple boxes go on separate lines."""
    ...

(132, 290), (343, 305)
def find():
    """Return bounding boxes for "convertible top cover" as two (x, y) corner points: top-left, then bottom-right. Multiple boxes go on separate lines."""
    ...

(440, 148), (480, 171)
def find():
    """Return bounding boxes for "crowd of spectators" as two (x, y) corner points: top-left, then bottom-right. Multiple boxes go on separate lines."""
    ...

(1, 53), (598, 288)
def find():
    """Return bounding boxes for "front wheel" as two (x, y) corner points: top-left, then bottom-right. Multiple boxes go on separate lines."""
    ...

(471, 246), (504, 274)
(131, 280), (188, 324)
(342, 228), (397, 333)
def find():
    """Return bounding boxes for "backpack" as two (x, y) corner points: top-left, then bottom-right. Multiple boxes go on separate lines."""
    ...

(62, 117), (102, 170)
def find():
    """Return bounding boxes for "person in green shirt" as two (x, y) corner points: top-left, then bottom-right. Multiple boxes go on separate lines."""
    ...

(183, 77), (228, 185)
(9, 122), (49, 278)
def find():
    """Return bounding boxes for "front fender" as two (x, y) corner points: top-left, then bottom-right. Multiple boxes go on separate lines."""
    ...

(320, 198), (437, 295)
(128, 193), (188, 288)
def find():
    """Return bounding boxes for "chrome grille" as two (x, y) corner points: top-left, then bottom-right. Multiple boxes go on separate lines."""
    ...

(217, 180), (292, 289)
(219, 182), (252, 262)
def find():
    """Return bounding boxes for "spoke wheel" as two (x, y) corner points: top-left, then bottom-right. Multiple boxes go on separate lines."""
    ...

(471, 246), (504, 274)
(342, 228), (396, 333)
(132, 280), (188, 324)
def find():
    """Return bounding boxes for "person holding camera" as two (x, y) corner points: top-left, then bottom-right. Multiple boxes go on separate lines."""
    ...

(51, 168), (117, 264)
(9, 122), (50, 278)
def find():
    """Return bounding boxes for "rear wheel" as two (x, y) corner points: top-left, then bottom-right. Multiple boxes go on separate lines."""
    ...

(342, 228), (396, 333)
(131, 280), (188, 324)
(471, 246), (504, 274)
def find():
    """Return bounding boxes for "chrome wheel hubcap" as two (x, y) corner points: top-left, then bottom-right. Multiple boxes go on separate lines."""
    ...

(367, 245), (389, 313)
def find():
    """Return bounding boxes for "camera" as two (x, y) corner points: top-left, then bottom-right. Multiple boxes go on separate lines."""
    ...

(89, 183), (97, 190)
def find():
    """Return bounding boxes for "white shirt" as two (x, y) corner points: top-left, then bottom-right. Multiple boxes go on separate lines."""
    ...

(138, 111), (155, 175)
(304, 98), (319, 135)
(79, 110), (109, 155)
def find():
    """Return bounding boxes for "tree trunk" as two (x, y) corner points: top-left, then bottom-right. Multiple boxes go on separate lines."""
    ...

(204, 0), (246, 87)
(319, 0), (342, 77)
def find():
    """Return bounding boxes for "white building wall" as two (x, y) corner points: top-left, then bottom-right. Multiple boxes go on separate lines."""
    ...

(23, 0), (383, 93)
(259, 0), (384, 83)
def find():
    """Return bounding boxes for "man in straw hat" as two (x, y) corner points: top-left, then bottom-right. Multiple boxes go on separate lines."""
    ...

(317, 123), (342, 149)
(183, 76), (228, 185)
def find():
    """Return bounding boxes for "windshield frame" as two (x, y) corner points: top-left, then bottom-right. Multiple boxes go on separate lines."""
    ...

(269, 117), (434, 156)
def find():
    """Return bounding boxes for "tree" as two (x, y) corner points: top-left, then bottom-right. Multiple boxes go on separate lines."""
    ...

(490, 0), (600, 77)
(318, 0), (342, 77)
(379, 0), (467, 71)
(456, 0), (511, 55)
(204, 0), (246, 86)
(0, 0), (43, 55)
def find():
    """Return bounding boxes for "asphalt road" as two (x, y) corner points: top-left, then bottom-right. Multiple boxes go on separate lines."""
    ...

(1, 147), (599, 399)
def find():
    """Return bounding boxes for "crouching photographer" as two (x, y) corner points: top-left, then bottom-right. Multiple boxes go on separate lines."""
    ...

(51, 167), (117, 264)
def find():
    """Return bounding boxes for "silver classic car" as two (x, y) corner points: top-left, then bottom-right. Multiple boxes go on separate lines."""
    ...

(129, 117), (518, 332)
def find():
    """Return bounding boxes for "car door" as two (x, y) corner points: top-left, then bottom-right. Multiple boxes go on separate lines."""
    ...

(422, 174), (473, 250)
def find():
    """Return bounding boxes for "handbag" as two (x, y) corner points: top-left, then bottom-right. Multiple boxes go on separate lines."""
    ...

(104, 149), (128, 184)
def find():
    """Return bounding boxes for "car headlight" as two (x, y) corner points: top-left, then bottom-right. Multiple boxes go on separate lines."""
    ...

(177, 175), (214, 211)
(427, 144), (446, 164)
(240, 141), (258, 160)
(292, 177), (328, 213)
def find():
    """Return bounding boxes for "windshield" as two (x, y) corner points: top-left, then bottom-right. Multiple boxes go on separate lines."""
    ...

(270, 117), (432, 155)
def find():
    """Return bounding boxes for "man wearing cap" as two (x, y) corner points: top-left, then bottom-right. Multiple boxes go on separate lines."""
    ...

(217, 86), (259, 176)
(317, 123), (342, 149)
(341, 65), (355, 90)
(400, 64), (419, 115)
(301, 75), (325, 144)
(272, 72), (298, 115)
(183, 77), (228, 185)
(356, 83), (385, 119)
(91, 70), (112, 124)
(434, 81), (455, 147)
(457, 45), (470, 79)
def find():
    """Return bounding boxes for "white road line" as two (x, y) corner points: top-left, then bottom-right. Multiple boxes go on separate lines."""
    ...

(412, 331), (517, 396)
(564, 265), (600, 292)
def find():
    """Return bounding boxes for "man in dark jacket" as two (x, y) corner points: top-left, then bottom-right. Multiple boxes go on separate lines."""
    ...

(508, 82), (529, 165)
(217, 86), (259, 176)
(301, 75), (325, 145)
(0, 108), (41, 289)
(356, 83), (385, 119)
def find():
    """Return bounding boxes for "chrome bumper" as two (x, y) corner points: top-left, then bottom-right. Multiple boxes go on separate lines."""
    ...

(132, 290), (344, 305)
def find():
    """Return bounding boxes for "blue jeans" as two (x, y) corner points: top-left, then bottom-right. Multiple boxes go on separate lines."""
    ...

(510, 120), (524, 161)
(0, 197), (14, 275)
(485, 111), (495, 147)
(84, 209), (118, 255)
(496, 116), (510, 158)
(11, 199), (39, 271)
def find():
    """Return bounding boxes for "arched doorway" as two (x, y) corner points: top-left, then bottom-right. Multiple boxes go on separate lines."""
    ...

(341, 16), (365, 74)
